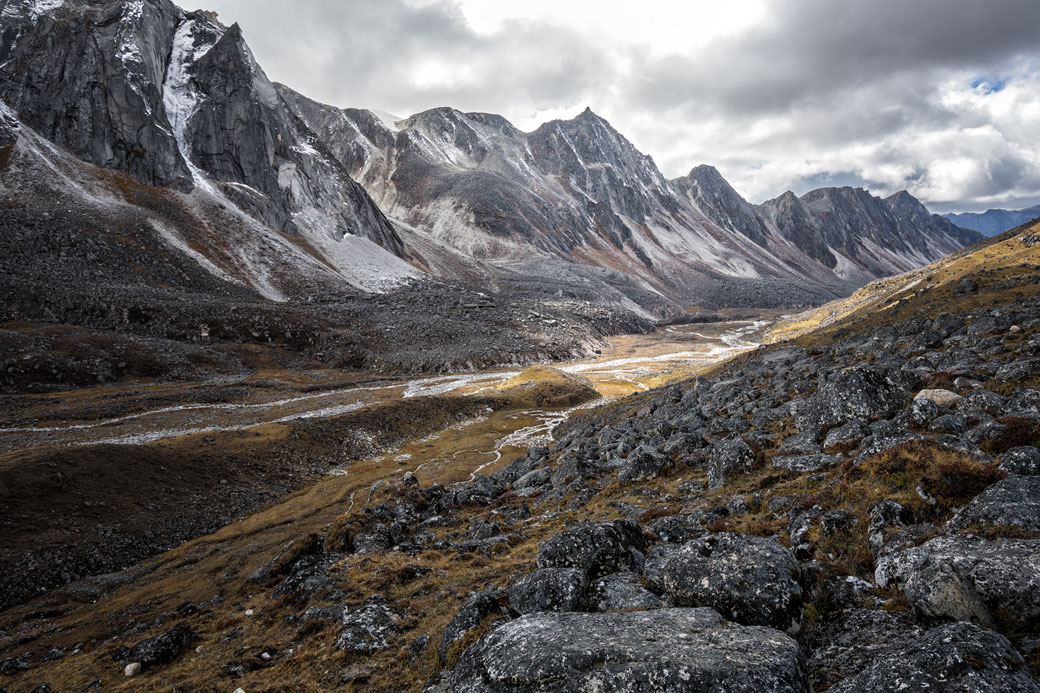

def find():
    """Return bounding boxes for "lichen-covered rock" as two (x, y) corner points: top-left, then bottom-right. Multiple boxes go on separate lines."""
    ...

(659, 533), (803, 630)
(822, 421), (870, 452)
(536, 520), (648, 579)
(617, 446), (671, 482)
(246, 534), (322, 585)
(589, 571), (670, 612)
(867, 500), (914, 556)
(334, 596), (400, 653)
(448, 608), (810, 692)
(127, 623), (196, 669)
(772, 453), (840, 472)
(644, 515), (706, 544)
(947, 475), (1040, 533)
(708, 434), (755, 490)
(876, 535), (1040, 630)
(804, 609), (922, 691)
(439, 590), (507, 663)
(798, 366), (910, 430)
(507, 568), (586, 614)
(825, 622), (1040, 693)
(1002, 446), (1040, 476)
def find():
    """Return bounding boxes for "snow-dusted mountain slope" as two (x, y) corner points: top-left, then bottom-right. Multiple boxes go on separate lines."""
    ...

(279, 86), (983, 303)
(0, 0), (412, 294)
(0, 0), (982, 312)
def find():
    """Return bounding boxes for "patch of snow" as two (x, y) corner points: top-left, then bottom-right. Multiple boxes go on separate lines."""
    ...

(162, 18), (224, 195)
(371, 109), (403, 132)
(28, 0), (64, 19)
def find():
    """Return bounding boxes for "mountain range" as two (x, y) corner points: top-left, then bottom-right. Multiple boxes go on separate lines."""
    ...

(0, 0), (982, 341)
(944, 204), (1040, 237)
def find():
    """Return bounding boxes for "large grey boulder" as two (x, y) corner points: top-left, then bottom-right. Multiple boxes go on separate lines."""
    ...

(507, 568), (586, 615)
(1002, 446), (1040, 476)
(947, 475), (1040, 533)
(659, 533), (803, 630)
(439, 590), (507, 663)
(536, 520), (648, 579)
(876, 535), (1040, 630)
(805, 609), (922, 691)
(589, 571), (670, 612)
(798, 366), (910, 431)
(826, 622), (1040, 693)
(334, 596), (399, 654)
(708, 434), (755, 490)
(448, 608), (810, 692)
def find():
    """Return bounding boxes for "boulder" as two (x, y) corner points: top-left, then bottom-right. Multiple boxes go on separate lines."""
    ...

(947, 475), (1040, 533)
(804, 609), (921, 691)
(708, 435), (755, 490)
(914, 388), (963, 409)
(826, 622), (1040, 693)
(617, 446), (671, 482)
(1001, 446), (1040, 476)
(771, 453), (840, 472)
(536, 520), (647, 579)
(822, 421), (870, 452)
(246, 534), (323, 585)
(798, 366), (909, 430)
(334, 596), (399, 653)
(507, 568), (586, 614)
(439, 590), (507, 663)
(127, 623), (196, 669)
(589, 571), (670, 612)
(448, 609), (810, 692)
(876, 535), (1040, 630)
(659, 533), (803, 630)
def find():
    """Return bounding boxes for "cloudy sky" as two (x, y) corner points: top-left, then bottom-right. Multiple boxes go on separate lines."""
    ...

(204, 0), (1040, 212)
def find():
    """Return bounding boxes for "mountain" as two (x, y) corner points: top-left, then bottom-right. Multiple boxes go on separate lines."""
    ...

(944, 204), (1040, 236)
(279, 85), (982, 306)
(0, 0), (983, 330)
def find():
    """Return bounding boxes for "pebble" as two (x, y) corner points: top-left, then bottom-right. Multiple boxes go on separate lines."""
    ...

(124, 662), (142, 677)
(244, 609), (254, 617)
(260, 652), (271, 661)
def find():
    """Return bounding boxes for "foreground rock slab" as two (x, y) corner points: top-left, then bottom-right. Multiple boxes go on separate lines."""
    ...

(448, 608), (809, 692)
(826, 622), (1040, 692)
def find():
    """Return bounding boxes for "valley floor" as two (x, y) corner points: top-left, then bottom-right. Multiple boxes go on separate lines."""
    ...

(0, 314), (776, 690)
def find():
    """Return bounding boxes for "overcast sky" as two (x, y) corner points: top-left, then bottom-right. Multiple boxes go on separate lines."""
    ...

(203, 0), (1040, 213)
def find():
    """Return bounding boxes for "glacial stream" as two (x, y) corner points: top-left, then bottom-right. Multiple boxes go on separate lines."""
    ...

(0, 317), (773, 462)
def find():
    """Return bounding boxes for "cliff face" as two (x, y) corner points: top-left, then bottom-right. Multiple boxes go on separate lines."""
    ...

(0, 0), (405, 268)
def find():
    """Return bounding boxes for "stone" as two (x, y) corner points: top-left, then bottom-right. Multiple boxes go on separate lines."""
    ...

(771, 453), (840, 472)
(536, 520), (648, 579)
(124, 662), (142, 678)
(334, 596), (399, 654)
(448, 608), (810, 692)
(127, 623), (196, 669)
(914, 388), (963, 408)
(617, 446), (671, 482)
(804, 609), (921, 691)
(644, 515), (705, 544)
(589, 571), (670, 612)
(799, 366), (910, 430)
(867, 500), (914, 556)
(822, 421), (870, 452)
(439, 590), (506, 663)
(876, 535), (1040, 630)
(708, 434), (755, 490)
(246, 534), (322, 585)
(826, 622), (1040, 693)
(507, 568), (586, 614)
(947, 475), (1040, 533)
(1001, 446), (1040, 475)
(659, 533), (803, 630)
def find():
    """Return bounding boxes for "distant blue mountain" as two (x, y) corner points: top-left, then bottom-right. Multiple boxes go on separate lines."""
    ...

(944, 204), (1040, 236)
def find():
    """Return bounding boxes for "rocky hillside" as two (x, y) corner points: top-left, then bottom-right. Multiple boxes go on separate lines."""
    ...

(946, 203), (1040, 237)
(1, 212), (1034, 693)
